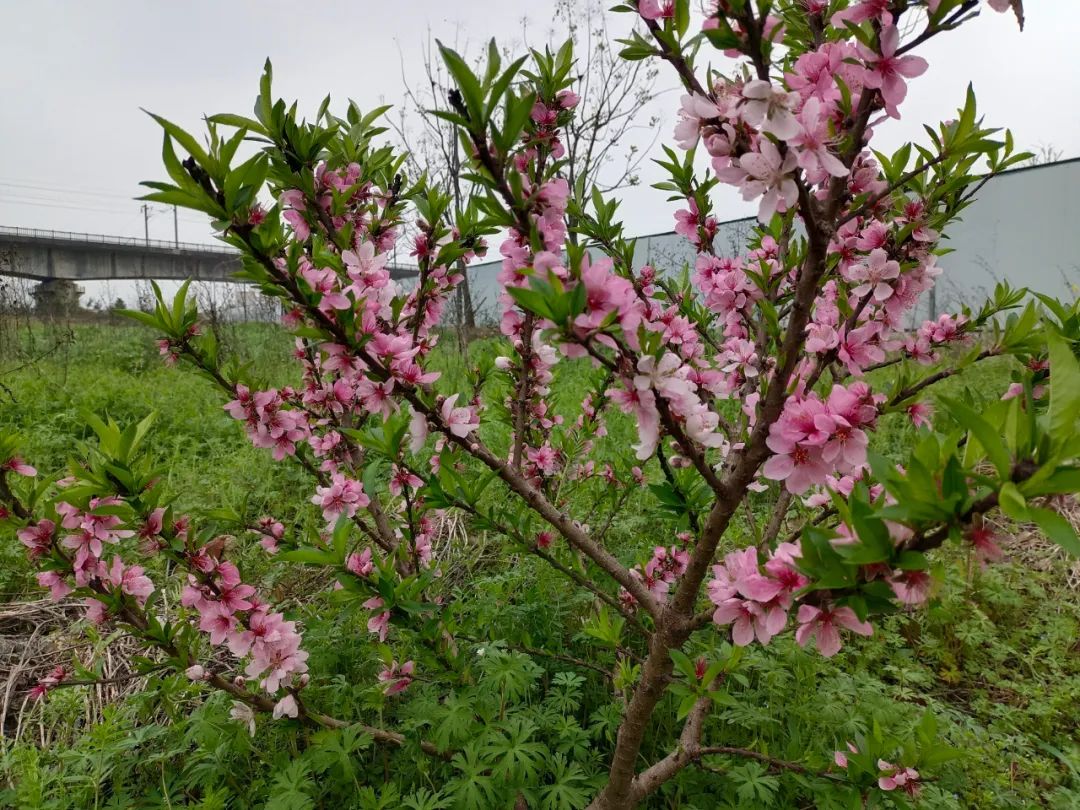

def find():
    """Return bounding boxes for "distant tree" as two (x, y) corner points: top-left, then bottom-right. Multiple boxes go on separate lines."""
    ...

(1026, 143), (1064, 166)
(391, 0), (660, 331)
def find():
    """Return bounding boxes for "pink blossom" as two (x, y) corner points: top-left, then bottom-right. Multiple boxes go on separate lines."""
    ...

(273, 694), (299, 719)
(889, 569), (932, 606)
(740, 80), (801, 141)
(556, 89), (579, 109)
(311, 474), (369, 523)
(638, 0), (675, 22)
(858, 25), (929, 118)
(440, 394), (479, 438)
(878, 760), (921, 796)
(199, 605), (238, 646)
(907, 401), (933, 429)
(610, 385), (661, 461)
(713, 598), (786, 645)
(716, 138), (799, 223)
(967, 525), (1003, 564)
(674, 199), (702, 244)
(29, 665), (67, 700)
(1, 456), (36, 476)
(787, 98), (848, 182)
(408, 408), (429, 453)
(833, 741), (859, 769)
(526, 444), (559, 476)
(388, 464), (424, 496)
(837, 323), (886, 375)
(364, 596), (391, 642)
(848, 248), (900, 301)
(18, 519), (55, 560)
(378, 660), (415, 695)
(36, 570), (72, 601)
(84, 598), (109, 624)
(763, 436), (831, 495)
(107, 556), (154, 606)
(345, 548), (374, 577)
(832, 0), (892, 27)
(1001, 382), (1024, 401)
(673, 93), (722, 150)
(795, 604), (873, 657)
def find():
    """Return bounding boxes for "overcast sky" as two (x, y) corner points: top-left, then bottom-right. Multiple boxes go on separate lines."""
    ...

(1, 1), (1076, 252)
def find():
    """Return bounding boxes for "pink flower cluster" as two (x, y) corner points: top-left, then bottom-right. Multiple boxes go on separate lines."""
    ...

(254, 516), (284, 554)
(762, 385), (878, 494)
(224, 385), (310, 461)
(794, 604), (873, 657)
(610, 352), (725, 461)
(628, 544), (690, 602)
(834, 742), (921, 796)
(707, 544), (807, 646)
(23, 500), (154, 622)
(904, 312), (969, 364)
(28, 665), (67, 701)
(182, 554), (308, 698)
(311, 473), (369, 524)
(377, 659), (414, 695)
(707, 542), (877, 657)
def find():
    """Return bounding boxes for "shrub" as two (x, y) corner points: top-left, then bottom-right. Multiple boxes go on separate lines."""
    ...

(6, 1), (1078, 807)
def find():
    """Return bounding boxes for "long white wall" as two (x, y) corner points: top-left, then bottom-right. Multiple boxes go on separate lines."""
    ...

(462, 158), (1080, 325)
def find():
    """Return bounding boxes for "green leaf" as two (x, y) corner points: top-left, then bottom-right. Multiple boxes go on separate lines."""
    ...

(144, 112), (209, 168)
(997, 481), (1027, 521)
(207, 112), (267, 135)
(437, 42), (484, 128)
(279, 548), (338, 566)
(1028, 506), (1080, 557)
(668, 649), (697, 681)
(943, 397), (1011, 478)
(1047, 330), (1080, 441)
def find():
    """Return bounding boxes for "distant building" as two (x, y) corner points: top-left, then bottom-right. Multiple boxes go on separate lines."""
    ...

(461, 157), (1080, 326)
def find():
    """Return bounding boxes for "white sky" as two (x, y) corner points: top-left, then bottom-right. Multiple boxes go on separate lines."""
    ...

(1, 1), (1076, 253)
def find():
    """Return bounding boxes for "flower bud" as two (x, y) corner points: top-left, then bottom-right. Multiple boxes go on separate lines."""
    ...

(185, 665), (206, 681)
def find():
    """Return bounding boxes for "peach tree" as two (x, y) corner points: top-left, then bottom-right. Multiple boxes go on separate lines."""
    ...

(6, 0), (1076, 807)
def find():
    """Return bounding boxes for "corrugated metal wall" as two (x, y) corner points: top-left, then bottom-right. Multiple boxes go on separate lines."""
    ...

(460, 158), (1080, 326)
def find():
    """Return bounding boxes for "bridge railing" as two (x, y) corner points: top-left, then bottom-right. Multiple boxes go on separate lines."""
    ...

(0, 225), (238, 255)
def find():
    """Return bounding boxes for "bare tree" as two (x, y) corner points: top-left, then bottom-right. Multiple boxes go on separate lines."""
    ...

(389, 0), (661, 334)
(390, 32), (481, 337)
(539, 0), (661, 195)
(1026, 143), (1064, 166)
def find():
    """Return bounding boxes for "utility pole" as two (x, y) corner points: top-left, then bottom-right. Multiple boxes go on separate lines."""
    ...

(173, 205), (179, 247)
(141, 203), (150, 245)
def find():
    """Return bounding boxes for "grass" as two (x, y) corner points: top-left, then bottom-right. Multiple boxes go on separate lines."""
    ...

(0, 321), (1077, 808)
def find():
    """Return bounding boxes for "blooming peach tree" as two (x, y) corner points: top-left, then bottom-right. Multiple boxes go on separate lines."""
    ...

(6, 0), (1075, 806)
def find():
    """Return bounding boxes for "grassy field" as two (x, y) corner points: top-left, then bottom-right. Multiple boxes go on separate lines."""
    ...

(0, 321), (1077, 808)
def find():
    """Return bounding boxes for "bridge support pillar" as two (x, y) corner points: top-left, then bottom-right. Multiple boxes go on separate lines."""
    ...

(31, 278), (83, 317)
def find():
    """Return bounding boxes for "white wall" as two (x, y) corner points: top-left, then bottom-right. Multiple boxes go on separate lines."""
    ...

(463, 158), (1080, 326)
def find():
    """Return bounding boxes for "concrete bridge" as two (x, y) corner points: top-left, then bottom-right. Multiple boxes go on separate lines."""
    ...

(0, 225), (420, 284)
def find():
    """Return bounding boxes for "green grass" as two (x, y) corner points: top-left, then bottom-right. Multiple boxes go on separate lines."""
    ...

(0, 323), (1077, 808)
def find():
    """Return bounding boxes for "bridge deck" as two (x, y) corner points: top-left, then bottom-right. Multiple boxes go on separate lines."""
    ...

(0, 226), (419, 282)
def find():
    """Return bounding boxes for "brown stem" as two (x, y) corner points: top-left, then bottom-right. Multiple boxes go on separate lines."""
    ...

(888, 349), (999, 406)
